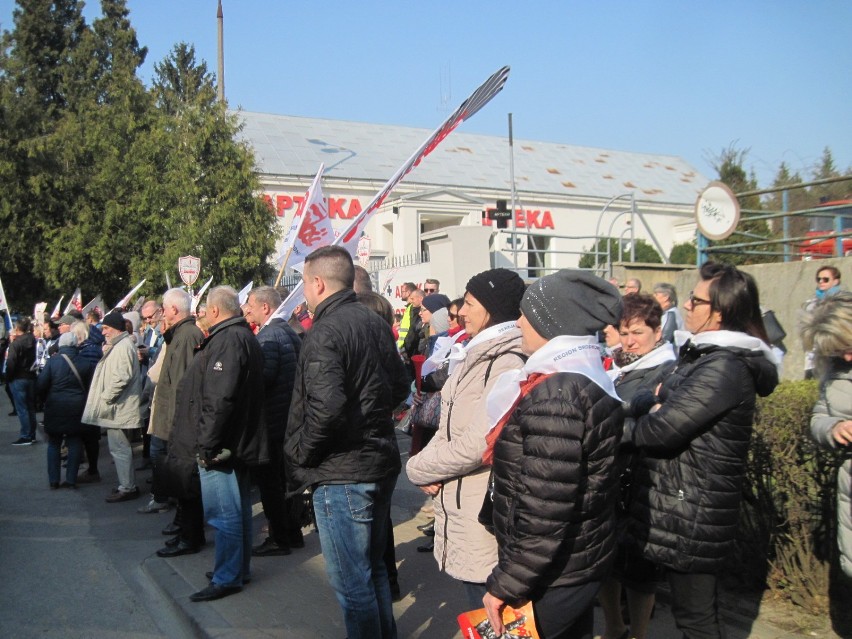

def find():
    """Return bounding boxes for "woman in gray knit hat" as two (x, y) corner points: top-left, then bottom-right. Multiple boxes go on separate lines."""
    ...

(481, 269), (624, 638)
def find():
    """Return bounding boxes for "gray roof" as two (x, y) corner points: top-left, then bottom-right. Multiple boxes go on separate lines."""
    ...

(234, 110), (709, 205)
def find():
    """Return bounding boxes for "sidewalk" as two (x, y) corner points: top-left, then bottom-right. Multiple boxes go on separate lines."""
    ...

(137, 430), (821, 639)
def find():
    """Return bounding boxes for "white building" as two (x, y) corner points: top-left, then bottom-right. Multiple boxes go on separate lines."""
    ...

(235, 111), (708, 304)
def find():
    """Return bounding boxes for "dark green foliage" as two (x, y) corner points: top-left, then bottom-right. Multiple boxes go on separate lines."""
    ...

(578, 237), (662, 269)
(669, 241), (697, 265)
(0, 2), (277, 309)
(735, 379), (844, 616)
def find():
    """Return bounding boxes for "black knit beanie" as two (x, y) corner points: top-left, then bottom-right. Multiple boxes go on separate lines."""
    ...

(101, 311), (127, 332)
(520, 269), (622, 338)
(465, 268), (526, 324)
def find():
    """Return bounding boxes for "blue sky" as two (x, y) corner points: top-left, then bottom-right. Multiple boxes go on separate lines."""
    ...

(2, 1), (849, 189)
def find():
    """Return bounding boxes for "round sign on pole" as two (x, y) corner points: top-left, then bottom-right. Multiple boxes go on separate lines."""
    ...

(695, 181), (740, 240)
(178, 255), (201, 287)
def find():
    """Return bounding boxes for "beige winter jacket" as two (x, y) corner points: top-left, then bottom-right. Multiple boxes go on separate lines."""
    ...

(82, 332), (142, 429)
(406, 327), (525, 583)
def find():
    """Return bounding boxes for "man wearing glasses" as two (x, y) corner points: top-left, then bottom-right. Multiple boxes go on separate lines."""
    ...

(804, 265), (844, 378)
(423, 278), (440, 295)
(138, 300), (164, 368)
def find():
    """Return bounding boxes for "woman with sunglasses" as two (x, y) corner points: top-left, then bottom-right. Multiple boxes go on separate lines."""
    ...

(623, 262), (778, 638)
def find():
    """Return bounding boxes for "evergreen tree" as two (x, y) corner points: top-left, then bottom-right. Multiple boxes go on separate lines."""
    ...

(669, 242), (697, 265)
(706, 146), (775, 265)
(578, 237), (662, 269)
(0, 0), (86, 309)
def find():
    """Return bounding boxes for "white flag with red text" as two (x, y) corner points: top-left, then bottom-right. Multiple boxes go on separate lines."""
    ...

(269, 66), (511, 324)
(63, 288), (82, 315)
(277, 164), (332, 271)
(113, 280), (146, 312)
(50, 297), (64, 319)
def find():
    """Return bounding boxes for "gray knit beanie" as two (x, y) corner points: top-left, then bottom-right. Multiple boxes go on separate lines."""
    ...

(520, 269), (622, 339)
(429, 307), (450, 335)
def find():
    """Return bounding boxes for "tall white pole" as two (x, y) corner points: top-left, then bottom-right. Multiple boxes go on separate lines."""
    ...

(508, 113), (518, 269)
(217, 0), (225, 103)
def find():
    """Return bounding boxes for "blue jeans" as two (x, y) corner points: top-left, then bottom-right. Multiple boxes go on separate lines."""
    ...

(199, 465), (251, 587)
(47, 433), (83, 485)
(9, 379), (36, 440)
(313, 474), (398, 639)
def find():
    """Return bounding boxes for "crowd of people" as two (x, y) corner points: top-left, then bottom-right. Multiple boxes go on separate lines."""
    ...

(1, 255), (848, 639)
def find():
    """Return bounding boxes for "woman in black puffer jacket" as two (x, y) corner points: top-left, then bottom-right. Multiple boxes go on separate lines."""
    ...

(482, 270), (624, 639)
(625, 263), (778, 639)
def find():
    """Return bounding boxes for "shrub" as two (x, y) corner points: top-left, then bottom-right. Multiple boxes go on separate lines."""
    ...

(735, 379), (844, 614)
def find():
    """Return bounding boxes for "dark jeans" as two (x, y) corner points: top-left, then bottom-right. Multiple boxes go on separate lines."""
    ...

(81, 427), (100, 475)
(9, 378), (36, 440)
(666, 571), (726, 639)
(47, 433), (83, 485)
(250, 439), (303, 546)
(532, 580), (600, 639)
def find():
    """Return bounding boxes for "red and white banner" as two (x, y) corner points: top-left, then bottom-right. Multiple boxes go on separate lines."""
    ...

(113, 279), (146, 312)
(63, 288), (82, 315)
(238, 281), (253, 306)
(277, 164), (332, 272)
(270, 65), (511, 323)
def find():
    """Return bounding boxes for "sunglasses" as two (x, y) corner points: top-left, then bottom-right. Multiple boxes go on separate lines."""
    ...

(424, 288), (437, 293)
(816, 277), (833, 283)
(448, 313), (457, 320)
(687, 291), (711, 307)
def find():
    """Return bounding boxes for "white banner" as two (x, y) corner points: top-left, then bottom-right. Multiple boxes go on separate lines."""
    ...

(113, 279), (146, 311)
(191, 276), (214, 315)
(277, 164), (332, 271)
(63, 287), (82, 314)
(270, 65), (511, 324)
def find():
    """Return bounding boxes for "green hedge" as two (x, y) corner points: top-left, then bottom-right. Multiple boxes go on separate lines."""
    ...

(735, 379), (845, 614)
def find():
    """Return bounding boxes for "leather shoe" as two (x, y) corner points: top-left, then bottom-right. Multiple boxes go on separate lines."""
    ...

(164, 534), (182, 548)
(105, 487), (140, 503)
(206, 571), (251, 584)
(161, 522), (181, 536)
(156, 540), (201, 557)
(252, 537), (291, 556)
(417, 541), (434, 553)
(190, 583), (241, 602)
(417, 522), (435, 536)
(416, 519), (434, 532)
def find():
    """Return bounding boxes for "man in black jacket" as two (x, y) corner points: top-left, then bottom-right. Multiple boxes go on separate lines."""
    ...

(285, 246), (409, 639)
(242, 285), (303, 556)
(166, 285), (266, 603)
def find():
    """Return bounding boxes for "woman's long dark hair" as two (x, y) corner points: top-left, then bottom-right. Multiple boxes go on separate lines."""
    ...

(700, 262), (770, 343)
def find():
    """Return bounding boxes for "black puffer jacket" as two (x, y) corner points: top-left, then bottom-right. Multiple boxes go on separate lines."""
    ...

(627, 339), (778, 573)
(256, 318), (301, 441)
(486, 373), (624, 607)
(285, 289), (409, 495)
(164, 316), (267, 498)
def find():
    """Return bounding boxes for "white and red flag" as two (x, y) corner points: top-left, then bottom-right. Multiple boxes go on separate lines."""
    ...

(238, 281), (254, 306)
(276, 164), (332, 273)
(63, 288), (82, 314)
(50, 297), (64, 319)
(270, 65), (511, 323)
(112, 279), (146, 312)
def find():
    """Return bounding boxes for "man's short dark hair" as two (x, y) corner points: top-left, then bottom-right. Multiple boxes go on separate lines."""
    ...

(353, 265), (373, 293)
(305, 246), (355, 290)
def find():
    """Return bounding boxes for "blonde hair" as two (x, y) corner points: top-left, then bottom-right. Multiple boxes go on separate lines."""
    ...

(71, 321), (89, 345)
(800, 291), (852, 368)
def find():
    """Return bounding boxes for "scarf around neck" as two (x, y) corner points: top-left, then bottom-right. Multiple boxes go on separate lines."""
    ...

(446, 321), (517, 376)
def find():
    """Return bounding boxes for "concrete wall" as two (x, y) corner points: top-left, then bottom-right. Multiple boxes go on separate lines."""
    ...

(619, 256), (852, 380)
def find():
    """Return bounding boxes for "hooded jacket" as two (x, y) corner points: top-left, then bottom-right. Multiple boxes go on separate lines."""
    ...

(285, 289), (409, 495)
(406, 327), (525, 583)
(627, 333), (778, 573)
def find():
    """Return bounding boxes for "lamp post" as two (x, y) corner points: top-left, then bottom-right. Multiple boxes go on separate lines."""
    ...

(592, 192), (635, 272)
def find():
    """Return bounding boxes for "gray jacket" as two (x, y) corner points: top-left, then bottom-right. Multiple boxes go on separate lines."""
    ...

(810, 359), (852, 578)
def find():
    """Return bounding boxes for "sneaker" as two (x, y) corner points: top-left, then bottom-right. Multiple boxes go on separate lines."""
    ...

(11, 438), (33, 446)
(137, 497), (172, 514)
